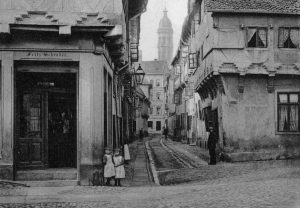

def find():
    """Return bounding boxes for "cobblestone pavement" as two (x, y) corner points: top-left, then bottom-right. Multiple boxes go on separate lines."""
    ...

(1, 136), (300, 207)
(1, 175), (299, 208)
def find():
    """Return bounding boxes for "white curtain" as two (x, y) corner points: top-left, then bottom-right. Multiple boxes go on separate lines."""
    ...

(279, 105), (288, 131)
(290, 105), (299, 131)
(247, 28), (256, 43)
(258, 29), (267, 46)
(279, 28), (290, 47)
(290, 28), (299, 48)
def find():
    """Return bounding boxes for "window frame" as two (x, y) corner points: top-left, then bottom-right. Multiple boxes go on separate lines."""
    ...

(277, 92), (300, 133)
(246, 26), (268, 48)
(278, 27), (300, 49)
(148, 121), (153, 129)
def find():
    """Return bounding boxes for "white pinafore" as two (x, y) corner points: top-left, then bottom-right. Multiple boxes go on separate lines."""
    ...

(104, 154), (115, 178)
(113, 155), (125, 179)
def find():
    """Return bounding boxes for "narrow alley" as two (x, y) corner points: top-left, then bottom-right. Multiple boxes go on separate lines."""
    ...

(0, 0), (299, 207)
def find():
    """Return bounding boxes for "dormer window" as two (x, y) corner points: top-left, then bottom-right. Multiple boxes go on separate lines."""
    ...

(247, 27), (267, 48)
(279, 27), (299, 48)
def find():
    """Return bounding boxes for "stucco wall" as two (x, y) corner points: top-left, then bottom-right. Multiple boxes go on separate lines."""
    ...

(222, 74), (300, 152)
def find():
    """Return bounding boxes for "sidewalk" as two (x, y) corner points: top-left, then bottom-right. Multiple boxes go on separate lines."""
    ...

(130, 139), (153, 186)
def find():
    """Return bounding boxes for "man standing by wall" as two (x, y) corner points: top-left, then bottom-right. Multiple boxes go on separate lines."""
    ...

(207, 126), (217, 165)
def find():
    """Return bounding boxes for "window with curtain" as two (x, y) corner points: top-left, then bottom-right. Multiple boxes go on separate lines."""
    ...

(279, 27), (300, 48)
(156, 80), (160, 87)
(247, 27), (268, 48)
(278, 92), (299, 132)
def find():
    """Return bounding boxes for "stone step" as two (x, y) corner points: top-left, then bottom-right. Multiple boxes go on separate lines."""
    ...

(15, 180), (78, 187)
(16, 168), (77, 181)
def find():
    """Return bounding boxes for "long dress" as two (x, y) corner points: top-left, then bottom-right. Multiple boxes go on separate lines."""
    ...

(123, 144), (131, 161)
(104, 154), (115, 178)
(113, 155), (125, 179)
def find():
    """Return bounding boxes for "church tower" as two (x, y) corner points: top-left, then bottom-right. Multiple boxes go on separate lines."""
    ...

(157, 8), (173, 63)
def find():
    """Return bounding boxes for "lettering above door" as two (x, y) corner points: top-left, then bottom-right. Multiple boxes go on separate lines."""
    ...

(14, 51), (79, 61)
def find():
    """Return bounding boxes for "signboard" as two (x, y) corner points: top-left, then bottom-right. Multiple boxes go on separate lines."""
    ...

(14, 51), (79, 61)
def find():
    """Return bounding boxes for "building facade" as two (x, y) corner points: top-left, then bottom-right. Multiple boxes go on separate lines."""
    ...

(141, 60), (168, 134)
(0, 0), (148, 185)
(168, 0), (300, 161)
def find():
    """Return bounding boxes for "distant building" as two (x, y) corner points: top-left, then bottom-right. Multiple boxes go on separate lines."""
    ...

(140, 60), (168, 134)
(157, 9), (174, 64)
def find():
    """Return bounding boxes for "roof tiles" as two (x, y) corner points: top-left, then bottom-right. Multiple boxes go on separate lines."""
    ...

(205, 0), (300, 15)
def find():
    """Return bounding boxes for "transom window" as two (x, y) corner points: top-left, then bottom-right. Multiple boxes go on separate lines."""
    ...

(278, 27), (300, 48)
(247, 27), (268, 48)
(278, 92), (299, 132)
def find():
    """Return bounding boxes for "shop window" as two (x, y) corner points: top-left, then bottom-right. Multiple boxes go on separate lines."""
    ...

(148, 121), (153, 129)
(278, 92), (299, 132)
(247, 27), (267, 48)
(279, 27), (299, 48)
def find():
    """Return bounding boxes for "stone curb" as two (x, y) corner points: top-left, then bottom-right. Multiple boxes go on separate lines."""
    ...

(144, 141), (160, 185)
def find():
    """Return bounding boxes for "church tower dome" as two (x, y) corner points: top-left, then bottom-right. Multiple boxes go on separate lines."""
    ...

(157, 8), (173, 63)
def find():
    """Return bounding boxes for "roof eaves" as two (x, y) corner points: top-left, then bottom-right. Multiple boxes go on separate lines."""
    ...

(208, 9), (300, 16)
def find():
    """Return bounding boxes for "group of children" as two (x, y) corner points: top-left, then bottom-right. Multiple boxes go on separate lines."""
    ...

(103, 144), (130, 186)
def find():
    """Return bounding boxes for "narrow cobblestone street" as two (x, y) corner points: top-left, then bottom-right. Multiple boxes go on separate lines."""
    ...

(1, 136), (300, 208)
(1, 172), (299, 207)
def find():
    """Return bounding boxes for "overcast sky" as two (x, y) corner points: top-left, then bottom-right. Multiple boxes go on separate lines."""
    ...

(139, 0), (188, 61)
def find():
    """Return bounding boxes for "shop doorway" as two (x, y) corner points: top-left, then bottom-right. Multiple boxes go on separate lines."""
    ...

(15, 72), (77, 170)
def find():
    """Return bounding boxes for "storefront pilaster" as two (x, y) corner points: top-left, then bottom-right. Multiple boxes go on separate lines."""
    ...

(0, 51), (14, 180)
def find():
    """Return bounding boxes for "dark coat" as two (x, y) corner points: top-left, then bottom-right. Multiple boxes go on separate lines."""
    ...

(207, 131), (217, 150)
(163, 128), (168, 135)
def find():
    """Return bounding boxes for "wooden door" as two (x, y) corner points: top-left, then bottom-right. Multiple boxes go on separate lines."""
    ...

(16, 92), (46, 169)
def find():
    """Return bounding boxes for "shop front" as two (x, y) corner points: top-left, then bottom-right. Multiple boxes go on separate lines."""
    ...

(0, 43), (115, 186)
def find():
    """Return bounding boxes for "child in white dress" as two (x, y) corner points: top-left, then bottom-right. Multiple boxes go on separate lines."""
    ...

(103, 147), (115, 186)
(113, 148), (125, 186)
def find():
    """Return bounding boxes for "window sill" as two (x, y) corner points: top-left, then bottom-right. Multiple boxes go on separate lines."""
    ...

(275, 131), (300, 135)
(245, 48), (269, 50)
(278, 48), (300, 50)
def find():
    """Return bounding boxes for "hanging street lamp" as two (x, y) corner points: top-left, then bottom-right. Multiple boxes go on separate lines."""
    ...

(133, 64), (145, 85)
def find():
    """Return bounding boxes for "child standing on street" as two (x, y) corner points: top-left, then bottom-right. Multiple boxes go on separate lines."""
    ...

(103, 147), (115, 186)
(113, 148), (125, 186)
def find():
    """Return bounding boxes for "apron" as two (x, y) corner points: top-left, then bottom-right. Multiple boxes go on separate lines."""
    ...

(113, 155), (125, 179)
(104, 154), (115, 178)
